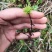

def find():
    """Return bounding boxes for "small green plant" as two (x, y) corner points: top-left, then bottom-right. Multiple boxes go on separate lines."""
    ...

(24, 0), (42, 13)
(24, 5), (32, 14)
(24, 0), (42, 36)
(23, 0), (43, 48)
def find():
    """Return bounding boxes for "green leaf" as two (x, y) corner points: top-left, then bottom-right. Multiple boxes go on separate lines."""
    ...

(32, 5), (38, 10)
(24, 28), (27, 33)
(37, 0), (42, 5)
(49, 28), (52, 34)
(26, 0), (30, 5)
(17, 4), (22, 8)
(20, 40), (25, 45)
(13, 0), (16, 3)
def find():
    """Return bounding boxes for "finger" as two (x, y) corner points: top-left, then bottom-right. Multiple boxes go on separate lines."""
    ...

(0, 8), (29, 20)
(16, 32), (41, 40)
(0, 8), (44, 20)
(32, 17), (47, 24)
(13, 23), (47, 30)
(11, 17), (47, 24)
(30, 11), (44, 19)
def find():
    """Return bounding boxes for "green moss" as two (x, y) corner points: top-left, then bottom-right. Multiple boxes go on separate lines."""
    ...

(24, 5), (32, 14)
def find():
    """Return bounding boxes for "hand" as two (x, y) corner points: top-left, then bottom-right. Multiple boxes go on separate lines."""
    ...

(0, 8), (47, 52)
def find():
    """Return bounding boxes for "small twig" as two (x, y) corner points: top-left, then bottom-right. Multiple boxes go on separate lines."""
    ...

(18, 45), (23, 52)
(25, 42), (33, 52)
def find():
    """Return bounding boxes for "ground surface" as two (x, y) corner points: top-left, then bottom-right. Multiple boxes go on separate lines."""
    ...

(0, 0), (52, 52)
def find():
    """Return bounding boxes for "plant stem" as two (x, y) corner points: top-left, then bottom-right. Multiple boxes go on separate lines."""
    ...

(28, 14), (34, 36)
(28, 14), (34, 49)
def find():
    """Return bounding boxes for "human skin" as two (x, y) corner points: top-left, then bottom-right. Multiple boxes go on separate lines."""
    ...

(0, 8), (47, 52)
